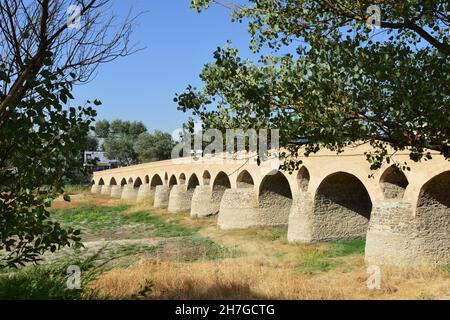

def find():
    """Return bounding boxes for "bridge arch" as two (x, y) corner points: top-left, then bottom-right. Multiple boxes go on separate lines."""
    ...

(212, 171), (231, 203)
(150, 174), (163, 190)
(297, 166), (310, 192)
(133, 177), (143, 188)
(237, 170), (254, 188)
(98, 178), (105, 186)
(380, 165), (409, 200)
(258, 172), (292, 225)
(203, 171), (211, 186)
(120, 178), (127, 186)
(415, 170), (450, 264)
(128, 177), (133, 185)
(188, 174), (200, 190)
(313, 172), (372, 241)
(110, 177), (117, 186)
(145, 175), (150, 184)
(164, 173), (169, 185)
(169, 175), (177, 187)
(179, 173), (186, 185)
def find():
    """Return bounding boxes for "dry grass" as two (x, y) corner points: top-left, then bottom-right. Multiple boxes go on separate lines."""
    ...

(52, 193), (119, 210)
(89, 257), (450, 300)
(90, 258), (346, 300)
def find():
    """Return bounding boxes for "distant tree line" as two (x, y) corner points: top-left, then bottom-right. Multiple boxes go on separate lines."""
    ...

(93, 120), (174, 166)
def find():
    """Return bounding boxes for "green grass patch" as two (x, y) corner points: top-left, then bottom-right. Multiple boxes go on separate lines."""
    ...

(51, 205), (197, 238)
(295, 248), (341, 275)
(64, 185), (90, 194)
(294, 240), (365, 275)
(255, 226), (288, 242)
(441, 265), (450, 276)
(181, 236), (244, 262)
(327, 239), (366, 257)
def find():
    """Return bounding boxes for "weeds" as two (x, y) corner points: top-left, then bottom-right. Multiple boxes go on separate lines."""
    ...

(0, 248), (109, 300)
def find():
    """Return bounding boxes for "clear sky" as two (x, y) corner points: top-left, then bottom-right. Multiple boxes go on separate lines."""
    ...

(73, 0), (253, 134)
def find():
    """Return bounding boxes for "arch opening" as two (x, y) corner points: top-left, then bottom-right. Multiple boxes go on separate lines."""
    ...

(150, 174), (163, 190)
(145, 175), (150, 184)
(258, 172), (292, 225)
(380, 166), (409, 200)
(237, 170), (254, 188)
(110, 178), (117, 186)
(98, 178), (105, 186)
(133, 177), (143, 188)
(203, 171), (211, 186)
(415, 171), (450, 264)
(164, 173), (169, 184)
(121, 178), (127, 186)
(179, 173), (186, 185)
(212, 172), (231, 205)
(128, 178), (133, 185)
(314, 172), (372, 241)
(169, 175), (177, 188)
(188, 174), (200, 190)
(297, 166), (310, 192)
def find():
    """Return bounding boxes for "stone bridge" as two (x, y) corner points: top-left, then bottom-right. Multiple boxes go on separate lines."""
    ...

(91, 144), (450, 267)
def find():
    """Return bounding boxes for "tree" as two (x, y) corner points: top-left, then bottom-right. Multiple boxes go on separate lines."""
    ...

(99, 120), (147, 165)
(103, 136), (138, 166)
(94, 120), (110, 139)
(97, 119), (173, 165)
(134, 131), (174, 163)
(0, 0), (137, 268)
(177, 1), (450, 171)
(82, 135), (99, 151)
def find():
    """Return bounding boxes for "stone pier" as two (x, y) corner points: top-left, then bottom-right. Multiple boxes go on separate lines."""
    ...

(100, 185), (112, 196)
(110, 186), (123, 199)
(137, 184), (154, 203)
(218, 189), (259, 230)
(154, 185), (170, 208)
(168, 185), (195, 213)
(121, 185), (138, 202)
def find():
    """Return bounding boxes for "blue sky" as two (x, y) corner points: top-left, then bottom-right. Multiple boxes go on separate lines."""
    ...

(73, 0), (253, 134)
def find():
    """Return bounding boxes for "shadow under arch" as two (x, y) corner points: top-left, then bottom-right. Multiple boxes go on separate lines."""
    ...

(151, 174), (163, 190)
(98, 178), (105, 186)
(188, 174), (200, 190)
(169, 175), (177, 188)
(212, 171), (231, 204)
(258, 172), (292, 225)
(380, 165), (409, 200)
(203, 171), (211, 186)
(297, 166), (310, 192)
(110, 177), (117, 186)
(134, 177), (143, 188)
(237, 170), (254, 188)
(313, 172), (372, 241)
